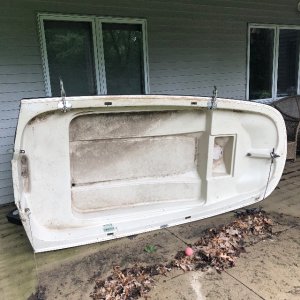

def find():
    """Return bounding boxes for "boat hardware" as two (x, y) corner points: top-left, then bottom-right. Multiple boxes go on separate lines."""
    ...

(20, 155), (29, 178)
(57, 78), (72, 112)
(247, 148), (280, 160)
(208, 86), (218, 109)
(270, 148), (280, 163)
(261, 148), (280, 201)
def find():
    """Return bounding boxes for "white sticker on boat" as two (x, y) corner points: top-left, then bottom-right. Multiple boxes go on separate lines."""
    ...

(103, 224), (117, 233)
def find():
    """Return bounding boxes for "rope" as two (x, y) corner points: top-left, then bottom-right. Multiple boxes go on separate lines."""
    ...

(262, 159), (273, 200)
(262, 148), (279, 200)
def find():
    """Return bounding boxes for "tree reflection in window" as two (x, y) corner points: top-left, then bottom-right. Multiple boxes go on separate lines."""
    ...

(44, 21), (97, 96)
(102, 23), (145, 95)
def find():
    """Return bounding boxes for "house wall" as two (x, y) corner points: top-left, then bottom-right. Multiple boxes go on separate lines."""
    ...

(1, 0), (300, 205)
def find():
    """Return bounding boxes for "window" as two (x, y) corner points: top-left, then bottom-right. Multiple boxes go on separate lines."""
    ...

(249, 28), (274, 100)
(248, 25), (300, 100)
(39, 14), (149, 96)
(102, 23), (145, 94)
(277, 30), (300, 97)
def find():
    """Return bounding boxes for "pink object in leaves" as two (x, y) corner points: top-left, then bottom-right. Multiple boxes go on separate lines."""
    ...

(185, 247), (194, 256)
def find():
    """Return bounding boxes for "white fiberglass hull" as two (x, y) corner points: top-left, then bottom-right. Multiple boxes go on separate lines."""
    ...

(12, 95), (286, 252)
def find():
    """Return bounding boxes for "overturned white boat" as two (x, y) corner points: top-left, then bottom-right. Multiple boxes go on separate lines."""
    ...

(12, 95), (286, 252)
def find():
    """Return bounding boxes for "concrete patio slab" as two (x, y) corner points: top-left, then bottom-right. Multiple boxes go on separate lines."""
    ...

(0, 160), (299, 300)
(0, 203), (186, 299)
(148, 269), (263, 300)
(147, 218), (299, 300)
(36, 229), (186, 300)
(225, 226), (300, 300)
(0, 204), (36, 300)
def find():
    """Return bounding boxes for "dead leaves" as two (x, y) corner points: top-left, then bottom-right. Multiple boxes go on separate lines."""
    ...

(90, 208), (273, 300)
(90, 265), (171, 300)
(173, 208), (273, 273)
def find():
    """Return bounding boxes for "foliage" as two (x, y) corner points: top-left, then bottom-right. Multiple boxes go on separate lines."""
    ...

(144, 245), (157, 254)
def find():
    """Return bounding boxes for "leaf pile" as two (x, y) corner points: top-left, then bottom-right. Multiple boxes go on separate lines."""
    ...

(90, 208), (273, 299)
(90, 265), (171, 300)
(173, 208), (273, 272)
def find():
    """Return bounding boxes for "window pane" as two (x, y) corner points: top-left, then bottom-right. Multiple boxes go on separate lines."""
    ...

(44, 20), (97, 96)
(102, 23), (145, 95)
(249, 28), (274, 100)
(277, 29), (300, 97)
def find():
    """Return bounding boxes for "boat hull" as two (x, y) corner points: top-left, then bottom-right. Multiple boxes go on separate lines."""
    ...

(12, 95), (286, 252)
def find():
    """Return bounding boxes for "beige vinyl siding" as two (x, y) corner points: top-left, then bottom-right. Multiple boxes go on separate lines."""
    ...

(1, 0), (300, 204)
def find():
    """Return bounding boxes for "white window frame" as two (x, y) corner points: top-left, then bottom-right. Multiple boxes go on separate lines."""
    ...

(38, 13), (150, 96)
(247, 23), (300, 101)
